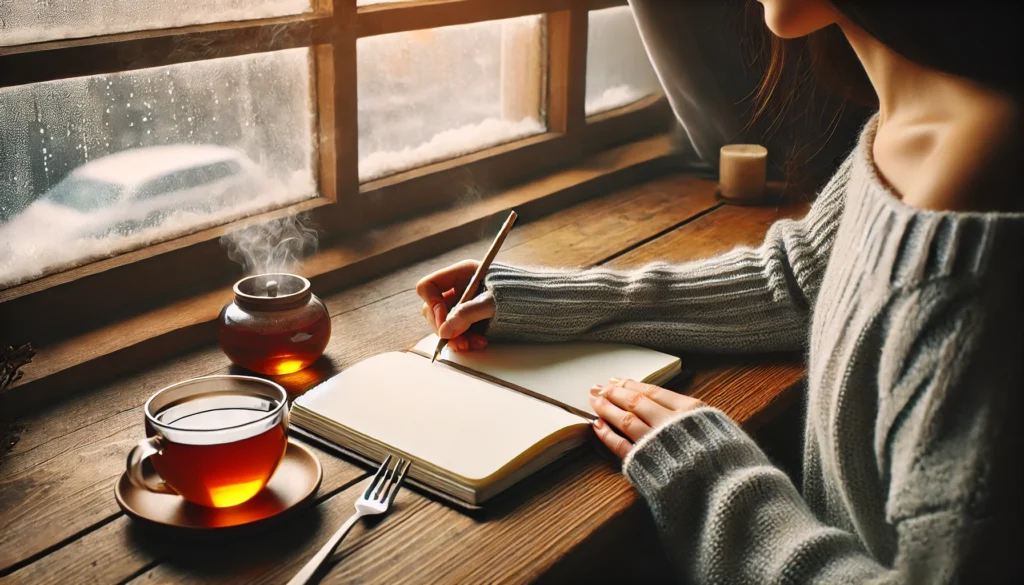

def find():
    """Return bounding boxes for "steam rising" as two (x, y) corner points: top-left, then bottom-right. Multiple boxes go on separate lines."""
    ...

(220, 213), (319, 275)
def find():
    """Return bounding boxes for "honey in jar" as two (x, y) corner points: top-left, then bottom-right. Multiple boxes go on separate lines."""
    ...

(218, 273), (331, 376)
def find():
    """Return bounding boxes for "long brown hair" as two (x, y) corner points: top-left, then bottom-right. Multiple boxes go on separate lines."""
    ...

(741, 5), (873, 190)
(746, 0), (1022, 189)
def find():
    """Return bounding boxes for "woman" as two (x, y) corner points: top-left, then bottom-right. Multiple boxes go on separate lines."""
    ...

(418, 1), (1023, 582)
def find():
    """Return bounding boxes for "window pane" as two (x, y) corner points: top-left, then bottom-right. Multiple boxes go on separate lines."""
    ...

(0, 0), (311, 47)
(358, 15), (547, 182)
(585, 6), (661, 117)
(0, 48), (316, 289)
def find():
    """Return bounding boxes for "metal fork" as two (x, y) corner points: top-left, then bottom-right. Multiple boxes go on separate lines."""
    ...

(287, 455), (411, 585)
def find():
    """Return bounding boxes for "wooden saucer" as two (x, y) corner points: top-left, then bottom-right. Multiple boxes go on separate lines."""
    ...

(115, 439), (322, 531)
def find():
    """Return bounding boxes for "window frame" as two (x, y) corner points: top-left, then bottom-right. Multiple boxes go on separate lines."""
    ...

(0, 0), (671, 344)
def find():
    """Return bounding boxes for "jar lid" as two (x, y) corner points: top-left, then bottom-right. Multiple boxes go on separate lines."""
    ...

(233, 273), (312, 312)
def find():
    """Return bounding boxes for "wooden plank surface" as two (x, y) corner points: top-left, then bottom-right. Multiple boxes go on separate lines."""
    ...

(608, 200), (811, 431)
(4, 135), (676, 413)
(0, 173), (716, 577)
(0, 175), (810, 585)
(127, 192), (809, 585)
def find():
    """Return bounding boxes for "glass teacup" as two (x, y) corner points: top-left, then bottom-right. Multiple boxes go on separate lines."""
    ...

(126, 375), (289, 508)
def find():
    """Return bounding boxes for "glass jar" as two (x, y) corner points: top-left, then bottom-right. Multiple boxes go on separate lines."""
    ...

(218, 273), (331, 376)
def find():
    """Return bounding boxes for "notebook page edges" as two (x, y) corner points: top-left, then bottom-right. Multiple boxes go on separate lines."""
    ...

(412, 335), (682, 416)
(293, 351), (587, 485)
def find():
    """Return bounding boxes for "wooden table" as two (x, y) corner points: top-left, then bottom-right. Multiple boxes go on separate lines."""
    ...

(0, 173), (808, 585)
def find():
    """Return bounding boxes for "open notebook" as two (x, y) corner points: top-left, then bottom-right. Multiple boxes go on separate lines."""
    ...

(292, 334), (681, 505)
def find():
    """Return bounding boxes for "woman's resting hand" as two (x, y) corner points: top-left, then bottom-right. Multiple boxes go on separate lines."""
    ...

(416, 260), (496, 352)
(589, 378), (705, 458)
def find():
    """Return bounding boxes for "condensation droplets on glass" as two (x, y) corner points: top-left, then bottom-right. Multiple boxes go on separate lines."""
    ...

(0, 0), (311, 47)
(0, 49), (317, 290)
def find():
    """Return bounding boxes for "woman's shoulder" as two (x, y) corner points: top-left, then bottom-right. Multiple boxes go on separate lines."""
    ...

(871, 98), (1022, 214)
(834, 114), (1023, 297)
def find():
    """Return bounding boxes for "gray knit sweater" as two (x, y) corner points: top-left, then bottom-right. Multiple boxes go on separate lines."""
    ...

(483, 118), (1024, 583)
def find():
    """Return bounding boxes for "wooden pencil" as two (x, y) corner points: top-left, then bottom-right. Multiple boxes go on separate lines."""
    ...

(431, 210), (518, 363)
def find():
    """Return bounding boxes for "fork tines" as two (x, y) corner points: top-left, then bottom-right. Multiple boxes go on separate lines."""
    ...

(364, 455), (411, 505)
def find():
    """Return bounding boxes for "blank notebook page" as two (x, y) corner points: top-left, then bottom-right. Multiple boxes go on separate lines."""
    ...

(295, 351), (585, 483)
(413, 335), (680, 416)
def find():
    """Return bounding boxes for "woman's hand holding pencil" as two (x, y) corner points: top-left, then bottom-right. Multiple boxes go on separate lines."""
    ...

(417, 259), (496, 353)
(418, 211), (516, 358)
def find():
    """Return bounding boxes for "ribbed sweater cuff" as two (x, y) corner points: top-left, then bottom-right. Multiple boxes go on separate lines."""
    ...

(623, 407), (768, 496)
(484, 262), (587, 341)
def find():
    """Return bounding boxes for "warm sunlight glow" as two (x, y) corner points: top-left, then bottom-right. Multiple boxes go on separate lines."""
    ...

(208, 479), (266, 508)
(271, 359), (308, 375)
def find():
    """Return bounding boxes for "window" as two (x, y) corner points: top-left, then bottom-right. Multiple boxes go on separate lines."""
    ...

(0, 50), (316, 287)
(358, 15), (546, 182)
(0, 0), (670, 301)
(0, 1), (312, 46)
(585, 6), (661, 116)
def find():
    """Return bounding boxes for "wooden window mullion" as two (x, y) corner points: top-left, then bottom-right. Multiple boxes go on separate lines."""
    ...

(547, 0), (588, 136)
(313, 0), (358, 217)
(334, 1), (360, 214)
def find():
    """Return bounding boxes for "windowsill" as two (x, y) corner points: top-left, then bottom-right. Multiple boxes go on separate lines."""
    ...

(4, 133), (684, 415)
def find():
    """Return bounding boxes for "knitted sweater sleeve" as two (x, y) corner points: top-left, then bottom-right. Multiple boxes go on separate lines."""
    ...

(482, 160), (851, 353)
(622, 279), (1019, 584)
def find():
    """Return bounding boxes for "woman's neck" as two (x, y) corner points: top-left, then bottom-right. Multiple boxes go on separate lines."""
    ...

(837, 20), (1021, 212)
(838, 20), (1014, 129)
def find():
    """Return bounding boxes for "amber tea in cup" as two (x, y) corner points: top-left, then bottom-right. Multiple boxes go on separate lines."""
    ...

(127, 375), (289, 508)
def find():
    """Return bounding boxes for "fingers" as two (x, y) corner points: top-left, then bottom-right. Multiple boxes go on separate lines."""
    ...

(416, 260), (486, 338)
(447, 332), (488, 353)
(590, 378), (705, 460)
(437, 291), (495, 339)
(591, 418), (632, 459)
(609, 377), (698, 412)
(589, 391), (651, 442)
(421, 301), (432, 328)
(415, 260), (479, 306)
(592, 382), (675, 430)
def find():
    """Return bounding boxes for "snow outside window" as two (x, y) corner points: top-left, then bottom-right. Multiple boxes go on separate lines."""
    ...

(0, 48), (317, 289)
(357, 15), (547, 182)
(585, 6), (662, 117)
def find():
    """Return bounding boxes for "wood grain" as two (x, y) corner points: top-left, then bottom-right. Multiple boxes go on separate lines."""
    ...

(1, 175), (811, 585)
(355, 0), (571, 38)
(588, 0), (628, 9)
(0, 173), (719, 577)
(4, 172), (713, 473)
(124, 184), (810, 585)
(4, 135), (678, 414)
(0, 0), (586, 87)
(0, 15), (332, 89)
(687, 356), (805, 432)
(348, 99), (672, 229)
(609, 199), (811, 266)
(606, 199), (811, 435)
(132, 453), (631, 585)
(0, 100), (670, 319)
(330, 0), (360, 209)
(0, 439), (364, 585)
(547, 3), (588, 134)
(127, 477), (434, 585)
(314, 43), (339, 204)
